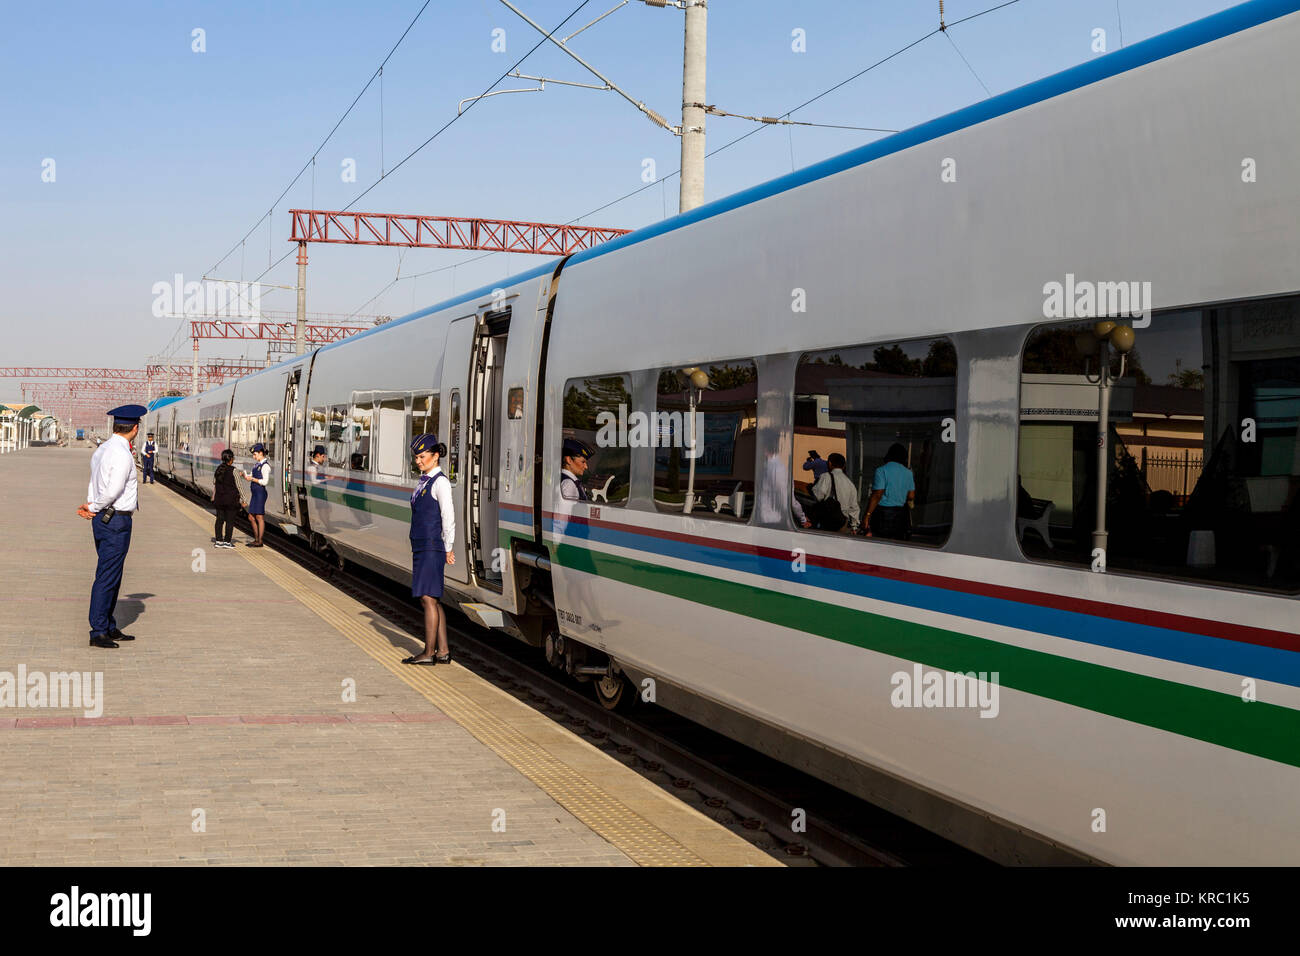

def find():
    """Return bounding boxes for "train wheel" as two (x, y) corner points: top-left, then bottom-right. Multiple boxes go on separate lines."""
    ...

(594, 673), (633, 712)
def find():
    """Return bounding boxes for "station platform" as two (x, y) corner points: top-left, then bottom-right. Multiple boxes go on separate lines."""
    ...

(0, 445), (777, 867)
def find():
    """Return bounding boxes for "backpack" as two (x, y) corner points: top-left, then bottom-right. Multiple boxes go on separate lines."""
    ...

(809, 471), (846, 531)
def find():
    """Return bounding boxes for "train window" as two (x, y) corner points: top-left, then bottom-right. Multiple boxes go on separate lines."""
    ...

(794, 338), (956, 545)
(350, 405), (371, 472)
(328, 406), (348, 467)
(653, 360), (758, 521)
(376, 398), (407, 478)
(309, 408), (327, 455)
(1019, 295), (1300, 593)
(507, 387), (524, 420)
(410, 393), (439, 478)
(266, 413), (276, 459)
(448, 391), (461, 482)
(562, 375), (632, 506)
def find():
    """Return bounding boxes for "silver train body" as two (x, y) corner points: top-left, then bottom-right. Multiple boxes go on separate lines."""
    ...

(151, 1), (1300, 864)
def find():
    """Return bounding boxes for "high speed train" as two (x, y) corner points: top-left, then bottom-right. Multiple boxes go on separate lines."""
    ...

(150, 0), (1300, 865)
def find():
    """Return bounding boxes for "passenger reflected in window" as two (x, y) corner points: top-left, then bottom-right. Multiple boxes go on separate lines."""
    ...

(809, 453), (861, 532)
(863, 443), (916, 540)
(795, 339), (956, 546)
(802, 450), (829, 482)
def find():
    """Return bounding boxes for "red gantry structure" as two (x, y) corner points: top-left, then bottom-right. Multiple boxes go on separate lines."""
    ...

(289, 209), (631, 255)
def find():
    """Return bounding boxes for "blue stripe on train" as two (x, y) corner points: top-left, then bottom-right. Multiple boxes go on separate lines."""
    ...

(543, 515), (1300, 688)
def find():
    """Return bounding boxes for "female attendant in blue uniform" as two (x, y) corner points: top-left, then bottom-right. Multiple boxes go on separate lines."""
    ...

(403, 434), (456, 665)
(240, 442), (270, 547)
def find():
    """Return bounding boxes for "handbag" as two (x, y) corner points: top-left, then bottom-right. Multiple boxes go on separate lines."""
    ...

(809, 471), (846, 531)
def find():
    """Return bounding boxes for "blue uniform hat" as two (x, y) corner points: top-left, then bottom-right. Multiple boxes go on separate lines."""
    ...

(410, 433), (438, 455)
(311, 445), (326, 457)
(251, 442), (266, 453)
(562, 437), (594, 460)
(108, 404), (148, 427)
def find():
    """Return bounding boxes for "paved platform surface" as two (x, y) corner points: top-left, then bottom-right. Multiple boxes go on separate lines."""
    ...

(0, 445), (777, 866)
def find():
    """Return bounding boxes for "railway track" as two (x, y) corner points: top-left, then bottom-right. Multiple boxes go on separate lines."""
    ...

(167, 475), (984, 867)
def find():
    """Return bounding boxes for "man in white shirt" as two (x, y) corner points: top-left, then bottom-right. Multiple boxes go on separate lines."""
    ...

(77, 404), (146, 648)
(811, 452), (862, 530)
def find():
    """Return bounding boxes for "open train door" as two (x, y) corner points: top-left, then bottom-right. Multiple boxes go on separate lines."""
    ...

(439, 317), (474, 585)
(465, 306), (509, 592)
(165, 407), (177, 474)
(279, 366), (302, 521)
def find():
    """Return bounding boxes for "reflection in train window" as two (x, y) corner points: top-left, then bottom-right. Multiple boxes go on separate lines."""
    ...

(448, 390), (461, 482)
(794, 339), (956, 545)
(376, 398), (407, 479)
(507, 387), (525, 420)
(410, 393), (439, 478)
(350, 406), (371, 471)
(653, 360), (758, 521)
(327, 405), (348, 467)
(308, 408), (328, 459)
(562, 375), (632, 506)
(1019, 296), (1300, 592)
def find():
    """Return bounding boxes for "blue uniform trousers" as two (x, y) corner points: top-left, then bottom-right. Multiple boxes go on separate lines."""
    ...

(89, 512), (133, 637)
(143, 458), (155, 482)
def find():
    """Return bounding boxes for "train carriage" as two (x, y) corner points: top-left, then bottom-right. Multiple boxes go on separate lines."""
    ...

(148, 0), (1300, 864)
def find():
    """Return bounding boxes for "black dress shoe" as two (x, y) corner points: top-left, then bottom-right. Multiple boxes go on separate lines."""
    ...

(109, 629), (135, 641)
(89, 636), (119, 649)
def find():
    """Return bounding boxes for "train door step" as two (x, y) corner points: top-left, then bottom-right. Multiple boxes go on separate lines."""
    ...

(460, 602), (505, 629)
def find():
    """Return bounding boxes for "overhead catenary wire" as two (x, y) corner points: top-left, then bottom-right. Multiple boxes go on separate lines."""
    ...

(346, 0), (1021, 319)
(203, 0), (437, 281)
(687, 103), (897, 133)
(238, 0), (598, 308)
(569, 0), (1020, 225)
(944, 31), (992, 97)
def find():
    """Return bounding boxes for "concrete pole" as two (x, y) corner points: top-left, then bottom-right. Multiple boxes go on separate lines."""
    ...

(678, 0), (707, 214)
(295, 241), (308, 355)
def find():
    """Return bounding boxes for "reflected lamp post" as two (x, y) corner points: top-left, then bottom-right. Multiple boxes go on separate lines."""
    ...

(679, 366), (710, 513)
(1080, 321), (1136, 563)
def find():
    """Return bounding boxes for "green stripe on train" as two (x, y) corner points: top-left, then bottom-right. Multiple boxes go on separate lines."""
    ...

(554, 542), (1300, 769)
(307, 484), (536, 542)
(308, 483), (408, 521)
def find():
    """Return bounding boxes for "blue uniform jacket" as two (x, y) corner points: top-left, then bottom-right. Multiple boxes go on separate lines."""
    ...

(410, 472), (447, 551)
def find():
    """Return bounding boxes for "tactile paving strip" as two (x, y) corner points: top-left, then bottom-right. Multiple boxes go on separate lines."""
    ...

(159, 491), (763, 866)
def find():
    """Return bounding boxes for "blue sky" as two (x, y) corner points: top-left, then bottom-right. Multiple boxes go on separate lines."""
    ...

(0, 0), (1242, 394)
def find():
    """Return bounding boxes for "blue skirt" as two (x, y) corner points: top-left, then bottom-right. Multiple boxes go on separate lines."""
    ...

(411, 547), (446, 598)
(248, 484), (267, 516)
